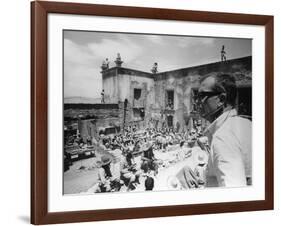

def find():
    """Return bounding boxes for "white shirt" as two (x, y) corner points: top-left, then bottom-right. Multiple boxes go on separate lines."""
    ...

(204, 109), (252, 187)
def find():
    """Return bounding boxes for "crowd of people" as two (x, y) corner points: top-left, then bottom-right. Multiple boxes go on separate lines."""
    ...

(64, 117), (209, 192)
(98, 124), (202, 153)
(85, 122), (208, 193)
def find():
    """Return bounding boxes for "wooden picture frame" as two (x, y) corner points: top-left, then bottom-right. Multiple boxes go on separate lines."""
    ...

(31, 1), (274, 224)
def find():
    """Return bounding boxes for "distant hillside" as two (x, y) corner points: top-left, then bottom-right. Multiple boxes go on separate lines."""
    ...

(64, 96), (101, 104)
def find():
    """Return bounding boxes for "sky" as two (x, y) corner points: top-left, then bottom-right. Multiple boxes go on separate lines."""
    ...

(64, 30), (252, 99)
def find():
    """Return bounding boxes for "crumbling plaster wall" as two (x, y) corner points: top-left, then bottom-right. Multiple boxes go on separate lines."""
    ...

(117, 70), (155, 127)
(154, 56), (252, 128)
(102, 69), (118, 103)
(155, 71), (200, 128)
(102, 67), (155, 128)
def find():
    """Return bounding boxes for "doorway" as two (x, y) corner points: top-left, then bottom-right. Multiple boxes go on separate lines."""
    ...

(167, 115), (173, 127)
(237, 87), (252, 116)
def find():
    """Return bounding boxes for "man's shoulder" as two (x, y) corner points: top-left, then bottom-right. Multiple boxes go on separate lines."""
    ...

(231, 115), (252, 123)
(214, 115), (252, 139)
(227, 115), (252, 129)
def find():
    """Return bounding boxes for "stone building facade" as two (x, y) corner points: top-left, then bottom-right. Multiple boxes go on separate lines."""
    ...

(101, 55), (252, 132)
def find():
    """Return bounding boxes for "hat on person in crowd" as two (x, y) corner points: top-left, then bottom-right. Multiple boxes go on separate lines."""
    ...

(142, 142), (153, 152)
(191, 129), (196, 134)
(94, 159), (102, 168)
(167, 176), (182, 190)
(100, 154), (113, 166)
(192, 146), (208, 166)
(197, 136), (209, 152)
(198, 136), (209, 146)
(197, 154), (208, 166)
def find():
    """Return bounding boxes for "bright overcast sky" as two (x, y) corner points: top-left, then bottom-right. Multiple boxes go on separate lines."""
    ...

(64, 30), (252, 99)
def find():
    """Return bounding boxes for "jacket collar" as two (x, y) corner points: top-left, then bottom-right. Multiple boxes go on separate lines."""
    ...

(204, 108), (237, 143)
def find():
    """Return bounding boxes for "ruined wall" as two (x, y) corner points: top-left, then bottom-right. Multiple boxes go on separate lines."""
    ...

(78, 117), (121, 141)
(102, 68), (118, 103)
(64, 103), (119, 119)
(116, 68), (155, 127)
(102, 67), (155, 129)
(154, 56), (252, 129)
(64, 103), (121, 140)
(154, 72), (199, 130)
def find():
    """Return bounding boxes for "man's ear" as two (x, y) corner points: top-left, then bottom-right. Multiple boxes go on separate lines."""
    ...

(218, 93), (227, 106)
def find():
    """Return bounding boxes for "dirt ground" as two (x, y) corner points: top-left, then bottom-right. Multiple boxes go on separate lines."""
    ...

(63, 157), (99, 194)
(63, 149), (113, 194)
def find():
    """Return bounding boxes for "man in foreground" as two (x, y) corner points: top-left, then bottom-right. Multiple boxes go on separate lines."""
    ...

(198, 73), (252, 187)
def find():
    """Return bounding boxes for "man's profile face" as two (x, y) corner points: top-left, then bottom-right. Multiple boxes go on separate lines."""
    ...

(198, 76), (221, 120)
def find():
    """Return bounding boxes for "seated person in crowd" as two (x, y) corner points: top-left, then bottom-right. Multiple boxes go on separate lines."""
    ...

(141, 142), (158, 175)
(119, 150), (141, 191)
(95, 155), (121, 192)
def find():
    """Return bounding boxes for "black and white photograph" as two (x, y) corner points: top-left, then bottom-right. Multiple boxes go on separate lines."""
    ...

(63, 30), (252, 195)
